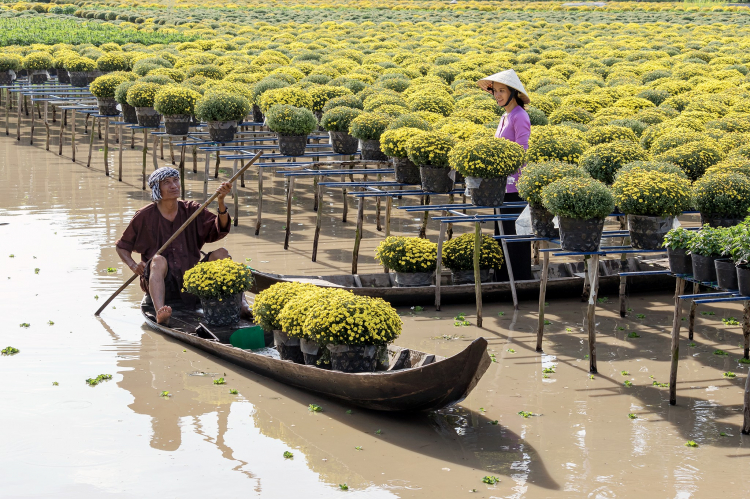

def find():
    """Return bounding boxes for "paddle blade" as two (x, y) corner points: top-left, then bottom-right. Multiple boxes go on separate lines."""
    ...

(230, 326), (266, 350)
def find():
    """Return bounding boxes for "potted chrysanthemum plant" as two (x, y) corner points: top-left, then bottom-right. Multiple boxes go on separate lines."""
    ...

(265, 104), (318, 156)
(374, 236), (437, 287)
(349, 112), (391, 160)
(195, 91), (252, 143)
(154, 85), (202, 136)
(442, 233), (504, 284)
(449, 136), (526, 207)
(405, 132), (457, 193)
(181, 259), (253, 327)
(693, 172), (750, 228)
(380, 127), (425, 184)
(126, 82), (164, 127)
(90, 73), (130, 116)
(23, 52), (53, 84)
(320, 106), (362, 155)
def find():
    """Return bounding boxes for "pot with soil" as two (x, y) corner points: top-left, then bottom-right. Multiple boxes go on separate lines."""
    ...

(529, 204), (558, 239)
(394, 272), (433, 287)
(327, 344), (379, 373)
(163, 115), (192, 136)
(714, 258), (739, 290)
(700, 214), (744, 228)
(29, 70), (48, 85)
(465, 176), (507, 207)
(627, 215), (674, 250)
(274, 330), (304, 363)
(419, 165), (453, 193)
(57, 70), (70, 84)
(121, 103), (138, 124)
(392, 157), (421, 184)
(135, 107), (162, 128)
(558, 217), (606, 252)
(452, 269), (491, 285)
(737, 265), (750, 296)
(200, 292), (242, 327)
(300, 338), (329, 368)
(667, 247), (692, 275)
(252, 104), (263, 123)
(328, 131), (359, 155)
(96, 97), (119, 116)
(692, 253), (719, 283)
(277, 133), (307, 156)
(208, 120), (238, 143)
(0, 70), (14, 85)
(360, 139), (388, 160)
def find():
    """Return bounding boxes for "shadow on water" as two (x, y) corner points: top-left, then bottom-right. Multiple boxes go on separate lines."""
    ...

(110, 321), (560, 491)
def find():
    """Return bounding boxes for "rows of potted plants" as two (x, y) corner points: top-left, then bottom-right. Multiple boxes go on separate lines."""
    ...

(253, 282), (402, 373)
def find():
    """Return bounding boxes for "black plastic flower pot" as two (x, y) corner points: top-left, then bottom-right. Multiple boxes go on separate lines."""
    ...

(57, 70), (70, 84)
(692, 253), (718, 283)
(394, 272), (433, 287)
(392, 157), (421, 184)
(273, 331), (305, 363)
(277, 133), (307, 156)
(300, 339), (328, 368)
(714, 258), (739, 291)
(252, 104), (263, 123)
(163, 115), (191, 136)
(208, 120), (238, 143)
(700, 213), (744, 228)
(327, 344), (379, 373)
(96, 97), (120, 117)
(329, 131), (359, 155)
(737, 266), (750, 296)
(360, 139), (387, 161)
(68, 71), (90, 88)
(529, 204), (559, 239)
(135, 107), (162, 128)
(30, 71), (47, 85)
(466, 176), (507, 207)
(0, 71), (13, 85)
(667, 247), (692, 275)
(451, 269), (491, 285)
(419, 165), (453, 193)
(627, 214), (674, 250)
(558, 217), (605, 252)
(200, 293), (242, 327)
(121, 103), (138, 124)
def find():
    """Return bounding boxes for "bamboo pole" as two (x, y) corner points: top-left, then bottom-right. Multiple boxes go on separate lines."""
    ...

(152, 133), (158, 170)
(312, 181), (323, 262)
(496, 208), (518, 309)
(352, 194), (365, 274)
(581, 255), (591, 301)
(669, 277), (686, 405)
(203, 152), (211, 201)
(743, 301), (750, 360)
(29, 96), (35, 145)
(255, 164), (263, 235)
(16, 91), (21, 141)
(103, 118), (109, 176)
(118, 125), (123, 182)
(435, 214), (447, 311)
(58, 109), (66, 155)
(233, 159), (239, 226)
(86, 116), (96, 168)
(142, 128), (148, 190)
(688, 282), (700, 340)
(284, 175), (294, 249)
(5, 87), (9, 136)
(587, 254), (601, 373)
(419, 195), (430, 238)
(474, 221), (483, 328)
(536, 240), (549, 352)
(94, 151), (262, 317)
(71, 109), (75, 162)
(44, 101), (49, 151)
(743, 365), (750, 434)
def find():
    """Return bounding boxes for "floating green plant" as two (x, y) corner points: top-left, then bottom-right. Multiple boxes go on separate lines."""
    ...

(628, 413), (637, 419)
(34, 268), (40, 274)
(85, 374), (112, 386)
(52, 381), (58, 386)
(636, 314), (646, 319)
(700, 311), (715, 316)
(685, 440), (698, 447)
(2, 346), (19, 355)
(714, 350), (728, 356)
(375, 429), (382, 435)
(621, 370), (630, 376)
(283, 451), (293, 459)
(339, 484), (348, 490)
(160, 391), (171, 397)
(213, 377), (226, 385)
(355, 446), (362, 451)
(47, 320), (54, 325)
(346, 409), (352, 414)
(544, 319), (551, 325)
(309, 404), (322, 412)
(19, 323), (29, 328)
(106, 267), (117, 273)
(652, 381), (669, 388)
(624, 380), (633, 387)
(723, 372), (736, 378)
(482, 476), (500, 485)
(627, 332), (640, 338)
(229, 389), (238, 394)
(542, 367), (556, 374)
(507, 349), (516, 354)
(518, 411), (534, 418)
(722, 317), (740, 326)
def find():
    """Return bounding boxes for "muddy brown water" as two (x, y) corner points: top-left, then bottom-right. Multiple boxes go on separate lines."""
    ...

(1, 114), (750, 498)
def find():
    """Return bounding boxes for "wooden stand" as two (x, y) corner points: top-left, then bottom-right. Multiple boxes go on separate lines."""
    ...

(536, 240), (549, 352)
(586, 254), (601, 373)
(669, 277), (686, 405)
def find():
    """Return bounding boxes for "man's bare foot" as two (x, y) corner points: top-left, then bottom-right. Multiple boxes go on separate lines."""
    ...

(156, 305), (172, 325)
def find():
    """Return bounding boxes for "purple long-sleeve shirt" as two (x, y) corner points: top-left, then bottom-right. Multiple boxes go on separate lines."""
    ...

(495, 106), (531, 194)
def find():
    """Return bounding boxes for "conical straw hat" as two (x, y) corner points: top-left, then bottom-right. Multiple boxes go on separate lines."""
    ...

(477, 69), (530, 104)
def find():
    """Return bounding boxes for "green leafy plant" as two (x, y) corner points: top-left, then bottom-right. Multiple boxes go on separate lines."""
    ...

(482, 476), (500, 485)
(1, 346), (19, 355)
(518, 411), (534, 418)
(115, 81), (137, 105)
(283, 451), (293, 459)
(653, 380), (669, 388)
(97, 52), (129, 72)
(687, 225), (724, 257)
(309, 404), (323, 412)
(624, 380), (633, 387)
(442, 233), (504, 271)
(213, 377), (226, 385)
(86, 374), (113, 386)
(621, 371), (630, 376)
(259, 86), (313, 113)
(160, 391), (171, 397)
(685, 440), (698, 447)
(628, 413), (637, 419)
(23, 51), (53, 70)
(380, 127), (425, 158)
(65, 57), (97, 72)
(627, 332), (640, 338)
(19, 323), (29, 328)
(542, 366), (556, 374)
(90, 73), (130, 99)
(541, 176), (615, 220)
(154, 85), (202, 116)
(517, 161), (589, 207)
(722, 317), (740, 326)
(580, 140), (649, 185)
(339, 484), (348, 490)
(663, 227), (696, 251)
(229, 389), (239, 394)
(714, 349), (729, 356)
(266, 104), (317, 136)
(0, 54), (22, 72)
(195, 92), (251, 122)
(655, 141), (723, 181)
(724, 371), (736, 378)
(52, 381), (59, 386)
(374, 236), (437, 273)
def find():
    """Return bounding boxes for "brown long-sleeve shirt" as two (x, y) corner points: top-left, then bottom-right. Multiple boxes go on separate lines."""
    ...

(116, 201), (230, 290)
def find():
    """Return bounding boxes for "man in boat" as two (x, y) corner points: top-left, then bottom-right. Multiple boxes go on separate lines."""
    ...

(115, 166), (251, 324)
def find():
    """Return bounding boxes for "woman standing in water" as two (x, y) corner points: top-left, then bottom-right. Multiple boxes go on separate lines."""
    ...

(477, 70), (533, 280)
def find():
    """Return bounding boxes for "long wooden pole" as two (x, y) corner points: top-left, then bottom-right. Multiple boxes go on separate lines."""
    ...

(669, 277), (686, 405)
(95, 151), (263, 316)
(536, 240), (549, 352)
(473, 221), (483, 328)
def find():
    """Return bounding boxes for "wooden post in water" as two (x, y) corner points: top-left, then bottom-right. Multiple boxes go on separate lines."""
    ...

(29, 96), (35, 145)
(233, 159), (239, 226)
(688, 282), (700, 340)
(44, 101), (49, 151)
(5, 88), (10, 136)
(473, 221), (483, 328)
(312, 181), (323, 262)
(619, 253), (628, 317)
(743, 367), (750, 434)
(352, 194), (365, 274)
(16, 91), (22, 141)
(669, 277), (686, 405)
(255, 165), (263, 235)
(496, 208), (518, 309)
(58, 109), (66, 155)
(586, 254), (601, 373)
(192, 145), (198, 173)
(582, 255), (591, 301)
(743, 301), (750, 360)
(103, 118), (109, 176)
(341, 170), (349, 223)
(152, 133), (159, 170)
(435, 213), (447, 311)
(86, 116), (96, 168)
(118, 125), (123, 182)
(376, 173), (382, 231)
(71, 109), (76, 162)
(536, 240), (549, 352)
(142, 128), (148, 190)
(419, 195), (430, 238)
(284, 175), (294, 249)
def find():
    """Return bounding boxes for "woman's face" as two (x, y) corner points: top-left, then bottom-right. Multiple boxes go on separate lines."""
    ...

(490, 82), (512, 108)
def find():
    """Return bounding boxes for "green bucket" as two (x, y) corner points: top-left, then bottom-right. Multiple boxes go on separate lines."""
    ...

(230, 326), (266, 350)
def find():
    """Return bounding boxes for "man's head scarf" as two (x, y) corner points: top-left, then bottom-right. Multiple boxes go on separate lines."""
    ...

(148, 167), (180, 202)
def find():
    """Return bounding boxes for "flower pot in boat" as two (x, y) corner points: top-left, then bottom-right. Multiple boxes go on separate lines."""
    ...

(200, 292), (242, 327)
(394, 272), (433, 287)
(274, 330), (304, 363)
(327, 344), (379, 373)
(451, 269), (491, 285)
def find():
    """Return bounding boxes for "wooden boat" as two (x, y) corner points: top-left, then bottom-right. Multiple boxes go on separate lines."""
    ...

(251, 257), (674, 305)
(141, 297), (492, 412)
